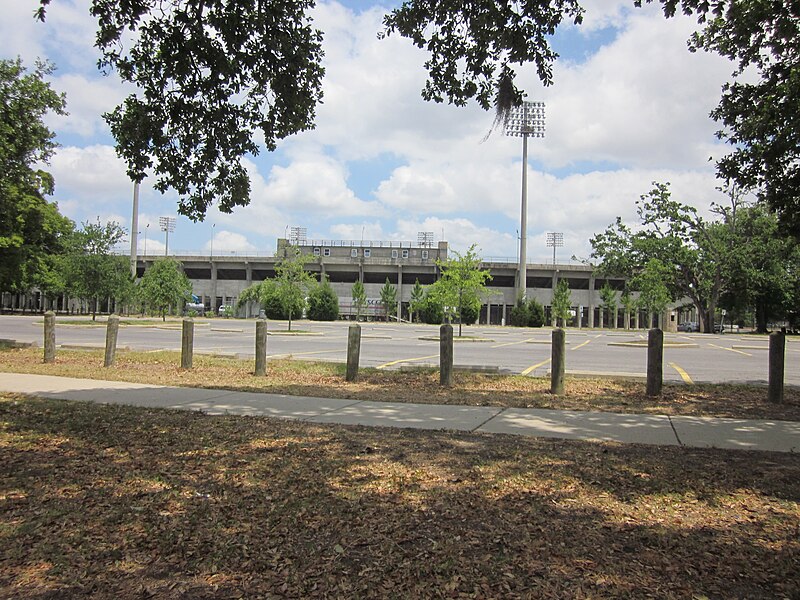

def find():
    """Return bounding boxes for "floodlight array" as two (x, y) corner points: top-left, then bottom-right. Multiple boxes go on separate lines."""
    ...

(504, 101), (546, 138)
(159, 216), (176, 233)
(546, 231), (564, 247)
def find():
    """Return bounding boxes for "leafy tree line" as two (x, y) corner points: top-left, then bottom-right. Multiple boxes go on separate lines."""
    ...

(32, 2), (800, 235)
(591, 182), (800, 333)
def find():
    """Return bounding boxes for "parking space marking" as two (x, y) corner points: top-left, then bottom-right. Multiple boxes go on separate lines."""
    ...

(521, 358), (551, 376)
(669, 362), (694, 384)
(491, 337), (537, 349)
(376, 354), (439, 370)
(572, 340), (591, 350)
(709, 343), (752, 357)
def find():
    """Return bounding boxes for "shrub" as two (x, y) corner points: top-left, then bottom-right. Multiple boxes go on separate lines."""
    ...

(419, 294), (444, 324)
(527, 298), (545, 327)
(509, 298), (530, 327)
(307, 280), (339, 321)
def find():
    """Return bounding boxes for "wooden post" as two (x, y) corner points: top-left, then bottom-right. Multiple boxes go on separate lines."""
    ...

(104, 314), (120, 367)
(646, 328), (663, 397)
(550, 328), (565, 395)
(768, 331), (785, 403)
(346, 324), (361, 382)
(43, 311), (56, 364)
(181, 318), (194, 370)
(440, 323), (453, 387)
(255, 318), (267, 376)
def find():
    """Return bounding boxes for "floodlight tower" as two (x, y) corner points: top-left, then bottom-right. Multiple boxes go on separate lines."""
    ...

(505, 101), (546, 300)
(546, 231), (563, 267)
(159, 216), (176, 256)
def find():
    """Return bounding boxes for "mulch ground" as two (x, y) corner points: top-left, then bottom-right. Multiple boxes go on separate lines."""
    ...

(1, 395), (798, 599)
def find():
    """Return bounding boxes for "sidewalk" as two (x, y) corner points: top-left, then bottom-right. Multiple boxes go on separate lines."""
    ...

(0, 372), (797, 453)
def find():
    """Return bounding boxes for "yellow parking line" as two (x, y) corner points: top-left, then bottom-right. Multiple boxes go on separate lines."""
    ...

(491, 337), (537, 349)
(709, 343), (752, 357)
(669, 362), (694, 384)
(572, 340), (591, 350)
(268, 349), (343, 359)
(376, 354), (439, 370)
(521, 358), (551, 376)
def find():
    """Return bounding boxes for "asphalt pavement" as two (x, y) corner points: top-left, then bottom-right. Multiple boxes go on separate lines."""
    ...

(0, 372), (797, 453)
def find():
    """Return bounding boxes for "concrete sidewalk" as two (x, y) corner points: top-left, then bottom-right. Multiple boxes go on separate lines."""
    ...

(0, 372), (797, 453)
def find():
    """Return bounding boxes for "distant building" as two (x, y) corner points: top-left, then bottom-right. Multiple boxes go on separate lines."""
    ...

(3, 238), (673, 329)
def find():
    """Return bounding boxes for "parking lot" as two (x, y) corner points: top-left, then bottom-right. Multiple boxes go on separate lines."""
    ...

(1, 315), (797, 385)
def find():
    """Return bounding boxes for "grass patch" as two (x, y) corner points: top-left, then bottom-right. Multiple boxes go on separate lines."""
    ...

(1, 347), (799, 420)
(1, 395), (798, 599)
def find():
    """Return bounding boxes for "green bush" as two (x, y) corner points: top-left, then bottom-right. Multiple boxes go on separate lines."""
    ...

(509, 297), (546, 327)
(527, 298), (545, 327)
(307, 280), (339, 321)
(419, 294), (444, 324)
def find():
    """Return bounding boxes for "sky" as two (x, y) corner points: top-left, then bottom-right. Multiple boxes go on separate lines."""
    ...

(1, 0), (738, 263)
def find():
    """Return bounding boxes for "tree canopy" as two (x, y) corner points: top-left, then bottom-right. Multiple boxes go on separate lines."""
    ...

(37, 0), (324, 222)
(432, 244), (491, 336)
(34, 1), (800, 231)
(137, 258), (192, 321)
(591, 182), (799, 332)
(0, 57), (73, 292)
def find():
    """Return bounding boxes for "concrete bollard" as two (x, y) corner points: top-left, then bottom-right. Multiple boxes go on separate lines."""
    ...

(346, 324), (361, 382)
(181, 318), (194, 370)
(440, 323), (454, 387)
(550, 328), (565, 395)
(255, 318), (268, 376)
(104, 314), (120, 367)
(768, 331), (785, 403)
(646, 328), (663, 397)
(43, 311), (56, 364)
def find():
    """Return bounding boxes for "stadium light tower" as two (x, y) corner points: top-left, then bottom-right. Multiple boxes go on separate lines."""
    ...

(546, 231), (563, 267)
(505, 101), (545, 300)
(159, 216), (176, 256)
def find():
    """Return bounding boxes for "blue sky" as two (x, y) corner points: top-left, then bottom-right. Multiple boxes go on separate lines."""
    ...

(2, 0), (736, 263)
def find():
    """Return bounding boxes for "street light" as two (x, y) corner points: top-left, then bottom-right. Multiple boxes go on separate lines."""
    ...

(144, 223), (149, 259)
(159, 216), (176, 256)
(505, 101), (545, 300)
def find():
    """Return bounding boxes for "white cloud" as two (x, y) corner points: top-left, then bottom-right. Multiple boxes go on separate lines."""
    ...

(328, 222), (385, 242)
(47, 74), (127, 138)
(49, 145), (129, 203)
(205, 231), (257, 253)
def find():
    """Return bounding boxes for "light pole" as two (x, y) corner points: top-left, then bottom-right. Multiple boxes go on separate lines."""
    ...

(159, 216), (176, 256)
(505, 101), (546, 300)
(210, 223), (216, 259)
(144, 223), (149, 259)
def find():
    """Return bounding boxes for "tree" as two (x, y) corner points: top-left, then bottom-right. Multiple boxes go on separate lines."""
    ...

(620, 285), (636, 330)
(635, 258), (671, 328)
(351, 280), (367, 321)
(551, 278), (572, 327)
(598, 281), (618, 329)
(307, 277), (339, 321)
(527, 298), (546, 327)
(0, 58), (73, 293)
(509, 294), (546, 328)
(591, 182), (728, 333)
(137, 258), (192, 321)
(274, 246), (316, 331)
(37, 0), (323, 221)
(433, 244), (492, 336)
(64, 220), (132, 319)
(679, 1), (800, 235)
(409, 278), (425, 323)
(717, 203), (799, 332)
(379, 278), (397, 322)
